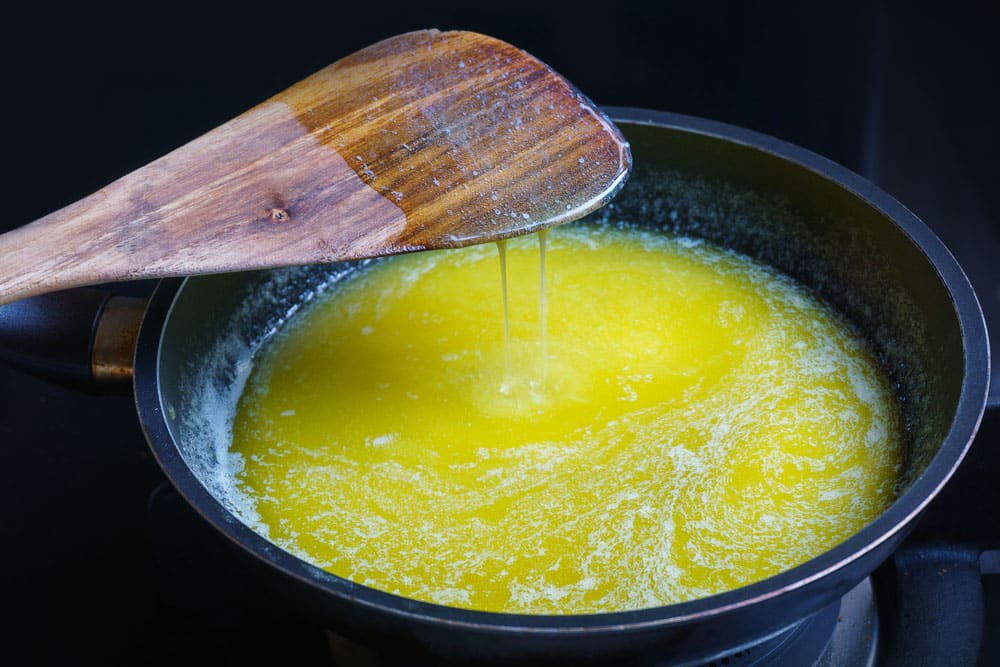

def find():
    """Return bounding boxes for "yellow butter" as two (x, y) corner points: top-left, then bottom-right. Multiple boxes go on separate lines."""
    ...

(230, 223), (902, 614)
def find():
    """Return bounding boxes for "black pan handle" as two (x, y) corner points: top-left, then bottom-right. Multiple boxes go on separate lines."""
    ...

(0, 289), (145, 392)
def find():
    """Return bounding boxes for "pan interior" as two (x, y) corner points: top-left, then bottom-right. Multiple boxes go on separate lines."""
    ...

(154, 120), (964, 591)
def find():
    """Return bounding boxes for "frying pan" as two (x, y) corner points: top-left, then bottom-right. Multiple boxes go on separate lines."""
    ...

(0, 108), (989, 665)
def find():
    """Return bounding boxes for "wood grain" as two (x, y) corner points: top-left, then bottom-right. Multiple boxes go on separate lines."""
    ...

(0, 30), (631, 305)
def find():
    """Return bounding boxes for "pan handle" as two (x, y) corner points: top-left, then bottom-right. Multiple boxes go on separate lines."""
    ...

(0, 289), (145, 392)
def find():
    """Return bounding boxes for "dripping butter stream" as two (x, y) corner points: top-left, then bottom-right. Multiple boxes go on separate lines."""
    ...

(497, 229), (549, 396)
(0, 30), (631, 306)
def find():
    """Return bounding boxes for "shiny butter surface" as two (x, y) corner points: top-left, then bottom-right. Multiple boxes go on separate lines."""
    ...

(229, 223), (902, 614)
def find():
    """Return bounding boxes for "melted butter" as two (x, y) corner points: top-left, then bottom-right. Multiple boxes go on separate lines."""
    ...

(230, 223), (903, 614)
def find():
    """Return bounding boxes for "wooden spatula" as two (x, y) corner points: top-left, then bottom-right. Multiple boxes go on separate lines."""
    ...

(0, 30), (630, 306)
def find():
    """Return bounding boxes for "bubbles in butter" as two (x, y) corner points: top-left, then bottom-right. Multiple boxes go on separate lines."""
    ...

(229, 222), (903, 614)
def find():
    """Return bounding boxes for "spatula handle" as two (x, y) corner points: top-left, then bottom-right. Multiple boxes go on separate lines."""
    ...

(0, 97), (397, 306)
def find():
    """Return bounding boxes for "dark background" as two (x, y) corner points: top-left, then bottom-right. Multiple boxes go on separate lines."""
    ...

(1, 2), (997, 664)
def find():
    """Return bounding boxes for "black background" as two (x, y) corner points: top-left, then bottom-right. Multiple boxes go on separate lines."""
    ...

(1, 2), (997, 664)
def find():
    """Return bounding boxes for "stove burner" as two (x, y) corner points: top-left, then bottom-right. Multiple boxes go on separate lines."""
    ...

(687, 603), (844, 667)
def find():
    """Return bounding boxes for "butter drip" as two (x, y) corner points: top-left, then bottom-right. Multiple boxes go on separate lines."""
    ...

(230, 223), (903, 614)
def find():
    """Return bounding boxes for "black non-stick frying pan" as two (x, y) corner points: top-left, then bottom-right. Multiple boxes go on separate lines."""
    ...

(0, 109), (990, 665)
